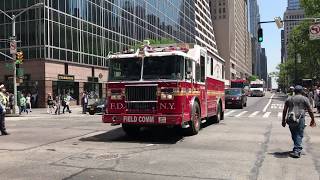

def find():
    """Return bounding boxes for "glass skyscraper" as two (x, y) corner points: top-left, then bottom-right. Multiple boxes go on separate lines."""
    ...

(0, 0), (197, 66)
(0, 0), (201, 107)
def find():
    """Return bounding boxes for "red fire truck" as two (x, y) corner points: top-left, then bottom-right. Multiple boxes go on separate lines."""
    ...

(103, 43), (225, 136)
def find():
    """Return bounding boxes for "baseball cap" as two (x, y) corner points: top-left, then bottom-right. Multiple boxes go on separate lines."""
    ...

(294, 85), (303, 93)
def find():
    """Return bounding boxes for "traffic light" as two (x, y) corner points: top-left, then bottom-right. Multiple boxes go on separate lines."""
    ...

(274, 17), (283, 29)
(16, 51), (24, 64)
(258, 28), (263, 42)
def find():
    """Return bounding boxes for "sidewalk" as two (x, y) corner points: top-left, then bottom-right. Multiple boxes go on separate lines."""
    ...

(5, 106), (97, 121)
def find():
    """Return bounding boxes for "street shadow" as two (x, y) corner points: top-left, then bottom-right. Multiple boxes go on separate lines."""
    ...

(79, 126), (184, 145)
(269, 151), (291, 158)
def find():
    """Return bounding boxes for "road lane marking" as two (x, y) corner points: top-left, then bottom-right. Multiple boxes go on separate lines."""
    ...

(278, 112), (282, 118)
(263, 112), (271, 118)
(249, 111), (260, 117)
(235, 111), (248, 117)
(224, 110), (236, 116)
(271, 104), (284, 109)
(263, 94), (275, 112)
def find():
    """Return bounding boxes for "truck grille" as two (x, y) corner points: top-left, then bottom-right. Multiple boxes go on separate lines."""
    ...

(125, 85), (157, 113)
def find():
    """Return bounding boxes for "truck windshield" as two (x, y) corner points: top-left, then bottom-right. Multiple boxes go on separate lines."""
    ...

(251, 84), (263, 88)
(109, 58), (142, 81)
(143, 55), (184, 80)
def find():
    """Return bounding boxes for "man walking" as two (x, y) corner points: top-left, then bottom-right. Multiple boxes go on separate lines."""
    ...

(0, 83), (9, 135)
(282, 85), (316, 158)
(81, 92), (88, 114)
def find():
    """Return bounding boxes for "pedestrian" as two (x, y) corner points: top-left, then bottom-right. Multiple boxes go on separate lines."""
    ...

(81, 92), (88, 114)
(26, 93), (32, 113)
(62, 93), (72, 114)
(282, 85), (316, 158)
(307, 89), (314, 108)
(287, 86), (294, 96)
(8, 92), (14, 114)
(19, 94), (27, 115)
(47, 93), (54, 114)
(0, 83), (9, 135)
(54, 94), (61, 115)
(316, 87), (320, 113)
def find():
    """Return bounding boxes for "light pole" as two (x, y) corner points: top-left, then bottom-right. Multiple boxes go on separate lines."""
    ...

(0, 3), (43, 115)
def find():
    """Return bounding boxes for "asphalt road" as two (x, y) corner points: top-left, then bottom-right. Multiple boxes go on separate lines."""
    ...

(0, 92), (320, 180)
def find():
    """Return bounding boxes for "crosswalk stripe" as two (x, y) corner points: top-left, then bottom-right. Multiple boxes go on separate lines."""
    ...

(263, 112), (271, 118)
(224, 110), (236, 116)
(278, 112), (282, 118)
(249, 111), (260, 117)
(235, 111), (248, 117)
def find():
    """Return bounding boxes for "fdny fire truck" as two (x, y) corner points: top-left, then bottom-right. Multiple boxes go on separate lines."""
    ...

(103, 43), (225, 136)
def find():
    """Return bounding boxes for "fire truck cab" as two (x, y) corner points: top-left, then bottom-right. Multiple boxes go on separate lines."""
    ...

(103, 43), (225, 136)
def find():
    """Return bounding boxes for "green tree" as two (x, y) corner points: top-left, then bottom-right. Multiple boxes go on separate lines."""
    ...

(279, 1), (320, 86)
(248, 75), (259, 82)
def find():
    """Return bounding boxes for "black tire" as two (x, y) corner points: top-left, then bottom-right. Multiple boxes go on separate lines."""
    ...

(214, 103), (221, 123)
(122, 124), (141, 136)
(220, 104), (224, 120)
(185, 102), (201, 136)
(89, 110), (95, 115)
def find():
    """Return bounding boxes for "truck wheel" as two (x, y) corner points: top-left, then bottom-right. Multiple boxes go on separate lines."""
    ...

(89, 110), (95, 115)
(185, 102), (201, 136)
(214, 103), (221, 123)
(122, 124), (140, 136)
(220, 104), (224, 120)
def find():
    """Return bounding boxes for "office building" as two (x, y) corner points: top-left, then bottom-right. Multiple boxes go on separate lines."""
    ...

(209, 0), (252, 80)
(283, 1), (304, 61)
(0, 0), (222, 107)
(260, 48), (268, 82)
(248, 0), (262, 77)
(287, 0), (301, 10)
(281, 30), (285, 63)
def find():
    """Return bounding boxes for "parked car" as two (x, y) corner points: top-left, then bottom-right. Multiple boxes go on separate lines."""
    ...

(225, 88), (247, 109)
(86, 98), (107, 115)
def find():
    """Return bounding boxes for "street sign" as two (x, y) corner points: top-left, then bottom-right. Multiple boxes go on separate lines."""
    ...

(309, 23), (320, 40)
(10, 40), (17, 54)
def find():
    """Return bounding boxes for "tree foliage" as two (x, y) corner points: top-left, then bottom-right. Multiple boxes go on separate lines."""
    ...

(278, 1), (320, 89)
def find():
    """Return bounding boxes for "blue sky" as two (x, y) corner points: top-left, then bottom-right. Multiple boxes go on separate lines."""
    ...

(257, 0), (287, 73)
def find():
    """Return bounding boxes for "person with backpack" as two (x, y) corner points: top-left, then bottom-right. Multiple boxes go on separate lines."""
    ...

(282, 85), (316, 158)
(0, 83), (9, 135)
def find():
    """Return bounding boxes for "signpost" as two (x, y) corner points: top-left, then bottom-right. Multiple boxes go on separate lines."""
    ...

(309, 23), (320, 40)
(9, 40), (16, 54)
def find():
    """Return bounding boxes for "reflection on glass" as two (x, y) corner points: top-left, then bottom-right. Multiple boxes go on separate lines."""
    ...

(109, 58), (142, 81)
(143, 56), (184, 80)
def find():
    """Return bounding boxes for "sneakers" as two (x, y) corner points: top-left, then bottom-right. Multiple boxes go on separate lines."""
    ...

(289, 151), (301, 158)
(1, 131), (10, 136)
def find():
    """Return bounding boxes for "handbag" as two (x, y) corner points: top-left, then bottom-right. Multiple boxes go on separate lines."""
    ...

(286, 111), (302, 126)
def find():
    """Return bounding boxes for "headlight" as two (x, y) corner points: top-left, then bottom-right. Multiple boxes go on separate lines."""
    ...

(160, 88), (175, 100)
(111, 94), (122, 100)
(236, 96), (241, 100)
(108, 89), (123, 100)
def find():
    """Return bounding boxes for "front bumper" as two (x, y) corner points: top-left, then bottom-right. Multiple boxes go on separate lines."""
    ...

(102, 114), (183, 125)
(251, 91), (264, 96)
(225, 100), (242, 105)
